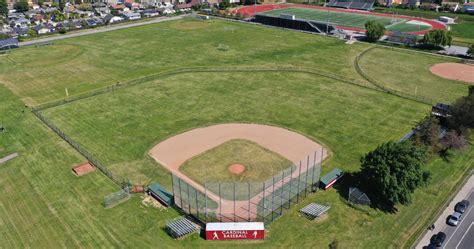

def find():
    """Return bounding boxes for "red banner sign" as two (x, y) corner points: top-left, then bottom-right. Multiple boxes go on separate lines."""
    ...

(206, 230), (265, 240)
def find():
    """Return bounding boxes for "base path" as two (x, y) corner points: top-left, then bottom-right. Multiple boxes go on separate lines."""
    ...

(430, 63), (474, 84)
(149, 123), (328, 220)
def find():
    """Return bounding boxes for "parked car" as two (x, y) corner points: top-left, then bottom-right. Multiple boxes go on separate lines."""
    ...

(455, 200), (470, 214)
(447, 212), (462, 226)
(430, 232), (446, 247)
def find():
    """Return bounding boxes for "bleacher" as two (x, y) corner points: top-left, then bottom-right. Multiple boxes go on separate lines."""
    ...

(327, 0), (375, 10)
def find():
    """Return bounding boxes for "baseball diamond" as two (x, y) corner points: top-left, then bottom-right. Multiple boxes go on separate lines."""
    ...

(0, 7), (473, 249)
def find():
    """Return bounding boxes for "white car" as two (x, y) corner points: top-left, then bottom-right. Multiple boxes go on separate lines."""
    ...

(447, 212), (462, 226)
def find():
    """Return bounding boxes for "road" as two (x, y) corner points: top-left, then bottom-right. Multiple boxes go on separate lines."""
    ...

(415, 174), (474, 249)
(19, 14), (188, 47)
(442, 191), (474, 249)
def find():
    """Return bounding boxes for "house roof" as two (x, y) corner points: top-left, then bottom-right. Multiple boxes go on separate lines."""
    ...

(0, 38), (18, 47)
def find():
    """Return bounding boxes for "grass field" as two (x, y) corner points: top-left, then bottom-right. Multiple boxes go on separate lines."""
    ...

(0, 17), (473, 248)
(261, 7), (432, 32)
(357, 47), (469, 103)
(180, 139), (292, 184)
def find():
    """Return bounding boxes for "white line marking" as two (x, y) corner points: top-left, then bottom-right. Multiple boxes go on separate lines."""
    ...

(443, 199), (474, 249)
(455, 222), (474, 249)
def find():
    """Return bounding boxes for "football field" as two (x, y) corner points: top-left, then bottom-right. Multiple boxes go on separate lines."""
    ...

(260, 7), (433, 33)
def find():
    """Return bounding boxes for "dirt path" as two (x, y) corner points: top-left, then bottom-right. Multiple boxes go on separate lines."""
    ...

(430, 63), (474, 84)
(149, 123), (328, 221)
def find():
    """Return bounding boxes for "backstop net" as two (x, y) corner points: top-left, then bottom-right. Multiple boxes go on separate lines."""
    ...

(172, 149), (324, 224)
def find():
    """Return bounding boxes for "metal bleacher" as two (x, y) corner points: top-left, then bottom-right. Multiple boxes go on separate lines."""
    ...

(327, 0), (375, 10)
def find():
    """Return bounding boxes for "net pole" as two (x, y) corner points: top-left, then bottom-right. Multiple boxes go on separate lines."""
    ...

(304, 155), (310, 197)
(233, 182), (236, 222)
(262, 181), (266, 223)
(195, 187), (199, 219)
(186, 182), (191, 214)
(205, 183), (208, 219)
(311, 151), (317, 191)
(219, 183), (222, 222)
(288, 164), (293, 208)
(178, 176), (183, 209)
(296, 161), (302, 203)
(271, 175), (275, 222)
(248, 182), (251, 222)
(280, 169), (284, 215)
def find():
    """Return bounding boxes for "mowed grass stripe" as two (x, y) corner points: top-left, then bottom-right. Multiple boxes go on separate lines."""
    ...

(42, 71), (428, 185)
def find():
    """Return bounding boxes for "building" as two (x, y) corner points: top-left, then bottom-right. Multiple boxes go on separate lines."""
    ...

(464, 2), (474, 13)
(0, 38), (19, 50)
(123, 11), (141, 20)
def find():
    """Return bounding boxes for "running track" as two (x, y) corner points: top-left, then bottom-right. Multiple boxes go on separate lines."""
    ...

(234, 4), (445, 35)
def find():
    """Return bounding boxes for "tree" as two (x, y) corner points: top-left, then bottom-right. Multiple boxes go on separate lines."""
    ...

(52, 10), (65, 22)
(27, 29), (37, 37)
(468, 44), (474, 58)
(448, 93), (474, 132)
(0, 0), (8, 18)
(360, 141), (429, 206)
(14, 0), (29, 12)
(413, 116), (442, 153)
(220, 0), (230, 9)
(422, 29), (452, 48)
(365, 20), (386, 42)
(0, 33), (10, 40)
(441, 131), (467, 150)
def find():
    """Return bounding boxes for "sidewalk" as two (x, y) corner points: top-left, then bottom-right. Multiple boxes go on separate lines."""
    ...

(414, 174), (474, 248)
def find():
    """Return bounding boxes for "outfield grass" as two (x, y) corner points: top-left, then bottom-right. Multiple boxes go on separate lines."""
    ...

(0, 18), (369, 105)
(180, 139), (292, 184)
(358, 47), (468, 103)
(261, 7), (432, 32)
(0, 17), (472, 248)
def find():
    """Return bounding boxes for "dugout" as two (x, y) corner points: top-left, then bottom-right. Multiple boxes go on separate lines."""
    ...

(254, 14), (336, 34)
(148, 183), (173, 207)
(320, 168), (343, 190)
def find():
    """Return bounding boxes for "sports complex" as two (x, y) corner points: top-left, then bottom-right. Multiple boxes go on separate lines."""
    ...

(235, 4), (445, 34)
(0, 7), (473, 249)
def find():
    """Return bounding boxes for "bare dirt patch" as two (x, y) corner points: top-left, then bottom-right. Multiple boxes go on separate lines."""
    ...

(141, 195), (164, 209)
(430, 63), (474, 84)
(228, 163), (246, 175)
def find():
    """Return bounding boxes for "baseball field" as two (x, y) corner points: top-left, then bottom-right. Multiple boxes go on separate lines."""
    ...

(0, 17), (473, 248)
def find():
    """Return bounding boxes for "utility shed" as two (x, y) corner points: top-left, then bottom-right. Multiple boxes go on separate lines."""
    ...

(148, 183), (173, 207)
(320, 168), (343, 190)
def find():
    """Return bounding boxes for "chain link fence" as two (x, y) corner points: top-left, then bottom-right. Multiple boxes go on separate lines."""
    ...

(172, 149), (324, 225)
(104, 187), (131, 208)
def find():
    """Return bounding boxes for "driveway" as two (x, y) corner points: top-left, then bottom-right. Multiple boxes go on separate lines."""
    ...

(19, 14), (189, 47)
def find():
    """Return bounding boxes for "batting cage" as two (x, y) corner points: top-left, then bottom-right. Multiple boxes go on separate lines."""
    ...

(172, 149), (324, 224)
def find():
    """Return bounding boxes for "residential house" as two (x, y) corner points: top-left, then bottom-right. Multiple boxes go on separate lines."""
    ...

(32, 25), (51, 34)
(104, 14), (124, 23)
(141, 9), (159, 17)
(123, 11), (141, 20)
(463, 2), (474, 13)
(13, 17), (31, 28)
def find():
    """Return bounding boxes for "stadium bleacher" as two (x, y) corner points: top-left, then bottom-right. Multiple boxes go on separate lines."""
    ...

(327, 0), (375, 10)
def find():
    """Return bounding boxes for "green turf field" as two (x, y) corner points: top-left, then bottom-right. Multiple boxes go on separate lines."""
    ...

(261, 7), (432, 32)
(0, 17), (472, 248)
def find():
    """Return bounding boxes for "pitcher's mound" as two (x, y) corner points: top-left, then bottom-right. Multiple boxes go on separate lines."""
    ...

(430, 63), (474, 84)
(228, 163), (246, 175)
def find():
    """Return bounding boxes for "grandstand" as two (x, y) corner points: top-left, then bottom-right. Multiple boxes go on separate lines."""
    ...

(327, 0), (375, 10)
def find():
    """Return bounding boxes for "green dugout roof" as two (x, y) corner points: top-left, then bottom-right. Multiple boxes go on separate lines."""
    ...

(148, 183), (173, 206)
(320, 168), (343, 189)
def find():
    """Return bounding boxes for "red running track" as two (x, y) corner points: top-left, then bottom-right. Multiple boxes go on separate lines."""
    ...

(233, 4), (445, 35)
